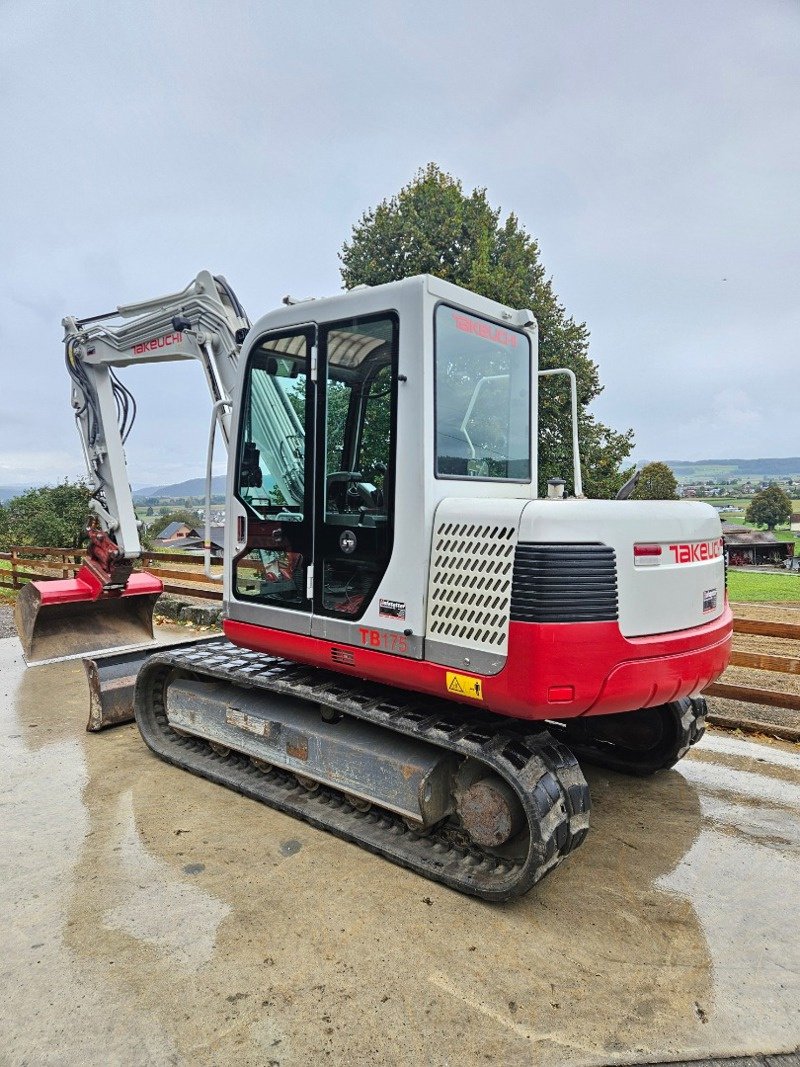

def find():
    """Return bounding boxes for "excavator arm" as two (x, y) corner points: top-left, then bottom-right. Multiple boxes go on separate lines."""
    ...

(16, 271), (250, 662)
(64, 269), (247, 565)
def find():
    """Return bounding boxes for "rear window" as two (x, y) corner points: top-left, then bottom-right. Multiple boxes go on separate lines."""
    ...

(434, 305), (531, 480)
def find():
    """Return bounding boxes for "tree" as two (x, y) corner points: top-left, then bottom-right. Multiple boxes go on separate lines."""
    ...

(340, 164), (634, 497)
(630, 462), (679, 501)
(0, 481), (92, 549)
(745, 484), (791, 531)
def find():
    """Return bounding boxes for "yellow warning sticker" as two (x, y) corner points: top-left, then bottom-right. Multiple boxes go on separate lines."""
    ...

(445, 671), (484, 701)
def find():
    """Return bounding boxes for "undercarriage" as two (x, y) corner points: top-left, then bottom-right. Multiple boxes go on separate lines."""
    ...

(133, 640), (706, 900)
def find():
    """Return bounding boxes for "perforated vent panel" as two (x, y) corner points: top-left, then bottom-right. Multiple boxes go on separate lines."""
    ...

(426, 521), (517, 655)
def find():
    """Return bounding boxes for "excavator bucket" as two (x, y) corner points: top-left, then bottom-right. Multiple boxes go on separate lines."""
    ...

(14, 566), (163, 665)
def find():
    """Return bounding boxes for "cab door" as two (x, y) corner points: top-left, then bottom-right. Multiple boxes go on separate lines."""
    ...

(229, 314), (398, 640)
(230, 326), (315, 631)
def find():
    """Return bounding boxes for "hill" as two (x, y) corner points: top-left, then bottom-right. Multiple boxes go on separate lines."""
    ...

(132, 459), (800, 499)
(133, 476), (227, 500)
(642, 458), (800, 484)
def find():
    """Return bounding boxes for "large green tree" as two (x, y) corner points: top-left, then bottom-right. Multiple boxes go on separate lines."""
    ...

(630, 461), (679, 501)
(0, 481), (92, 549)
(340, 164), (634, 497)
(745, 484), (791, 531)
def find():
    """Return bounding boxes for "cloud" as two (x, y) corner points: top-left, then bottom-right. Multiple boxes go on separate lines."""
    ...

(1, 0), (798, 488)
(0, 451), (82, 484)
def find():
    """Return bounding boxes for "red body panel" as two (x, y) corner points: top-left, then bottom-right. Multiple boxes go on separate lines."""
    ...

(224, 602), (733, 722)
(33, 565), (163, 605)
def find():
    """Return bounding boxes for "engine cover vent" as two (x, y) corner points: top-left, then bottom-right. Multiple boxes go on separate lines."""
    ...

(510, 543), (618, 623)
(427, 521), (517, 653)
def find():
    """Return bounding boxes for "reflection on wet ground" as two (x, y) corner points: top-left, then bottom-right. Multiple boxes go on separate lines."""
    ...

(1, 637), (798, 1066)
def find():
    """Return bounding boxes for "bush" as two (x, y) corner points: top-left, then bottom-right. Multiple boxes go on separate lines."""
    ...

(0, 481), (92, 550)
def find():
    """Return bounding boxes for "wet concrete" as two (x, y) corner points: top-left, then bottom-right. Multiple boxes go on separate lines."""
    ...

(1, 635), (798, 1067)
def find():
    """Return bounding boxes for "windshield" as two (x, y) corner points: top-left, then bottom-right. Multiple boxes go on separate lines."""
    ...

(434, 305), (531, 480)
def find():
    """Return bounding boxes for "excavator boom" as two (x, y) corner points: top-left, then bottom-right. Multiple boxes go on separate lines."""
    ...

(17, 271), (248, 663)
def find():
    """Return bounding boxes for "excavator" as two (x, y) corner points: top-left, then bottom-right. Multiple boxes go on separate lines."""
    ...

(15, 271), (733, 901)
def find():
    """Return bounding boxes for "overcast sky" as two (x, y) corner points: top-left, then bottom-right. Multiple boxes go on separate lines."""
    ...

(1, 0), (798, 489)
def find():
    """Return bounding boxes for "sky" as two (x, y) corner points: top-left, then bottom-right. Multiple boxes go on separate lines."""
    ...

(0, 0), (798, 489)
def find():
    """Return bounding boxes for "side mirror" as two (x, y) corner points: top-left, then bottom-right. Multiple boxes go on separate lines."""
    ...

(240, 441), (263, 488)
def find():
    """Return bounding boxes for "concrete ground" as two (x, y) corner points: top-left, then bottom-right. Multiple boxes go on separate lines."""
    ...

(1, 634), (799, 1067)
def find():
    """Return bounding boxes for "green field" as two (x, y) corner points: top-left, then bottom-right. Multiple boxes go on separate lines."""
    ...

(726, 569), (800, 604)
(695, 497), (799, 541)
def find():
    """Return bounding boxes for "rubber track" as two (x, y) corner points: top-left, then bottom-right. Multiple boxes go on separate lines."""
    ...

(134, 640), (591, 902)
(561, 698), (708, 777)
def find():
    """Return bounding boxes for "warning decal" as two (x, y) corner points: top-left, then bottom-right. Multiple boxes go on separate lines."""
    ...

(445, 671), (484, 701)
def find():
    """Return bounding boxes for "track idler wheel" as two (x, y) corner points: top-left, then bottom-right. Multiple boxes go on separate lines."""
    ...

(456, 775), (525, 847)
(560, 698), (707, 777)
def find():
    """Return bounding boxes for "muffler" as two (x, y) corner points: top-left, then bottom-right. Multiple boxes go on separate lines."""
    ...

(14, 565), (163, 665)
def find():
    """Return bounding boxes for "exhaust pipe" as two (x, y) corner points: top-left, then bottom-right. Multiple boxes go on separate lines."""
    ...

(15, 566), (163, 665)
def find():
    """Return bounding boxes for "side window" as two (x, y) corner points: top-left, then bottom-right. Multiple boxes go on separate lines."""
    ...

(356, 364), (392, 506)
(233, 331), (310, 608)
(322, 319), (395, 521)
(434, 306), (531, 480)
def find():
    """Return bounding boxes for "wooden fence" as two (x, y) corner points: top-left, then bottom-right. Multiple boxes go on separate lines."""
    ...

(0, 545), (223, 601)
(706, 617), (800, 713)
(2, 546), (798, 709)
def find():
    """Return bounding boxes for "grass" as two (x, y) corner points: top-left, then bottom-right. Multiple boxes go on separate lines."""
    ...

(727, 569), (800, 604)
(0, 560), (15, 605)
(696, 496), (800, 507)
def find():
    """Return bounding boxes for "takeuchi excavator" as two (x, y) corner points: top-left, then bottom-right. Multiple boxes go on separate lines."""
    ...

(16, 271), (733, 900)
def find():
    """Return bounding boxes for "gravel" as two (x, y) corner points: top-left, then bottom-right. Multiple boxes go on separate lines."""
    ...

(0, 604), (16, 640)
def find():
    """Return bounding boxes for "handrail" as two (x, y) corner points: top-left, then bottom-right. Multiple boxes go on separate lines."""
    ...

(538, 367), (583, 497)
(204, 398), (232, 583)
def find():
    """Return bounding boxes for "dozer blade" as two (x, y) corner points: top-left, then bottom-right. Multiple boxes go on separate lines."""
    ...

(14, 567), (163, 665)
(83, 635), (220, 732)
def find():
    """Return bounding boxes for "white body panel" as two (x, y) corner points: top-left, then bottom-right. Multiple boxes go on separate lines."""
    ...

(518, 498), (725, 637)
(425, 498), (526, 671)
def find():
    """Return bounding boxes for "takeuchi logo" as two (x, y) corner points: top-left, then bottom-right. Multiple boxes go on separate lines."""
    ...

(452, 313), (518, 347)
(132, 331), (183, 355)
(668, 539), (724, 564)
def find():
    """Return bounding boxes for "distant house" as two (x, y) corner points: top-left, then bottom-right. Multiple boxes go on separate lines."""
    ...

(153, 522), (226, 559)
(172, 524), (226, 559)
(156, 521), (198, 543)
(791, 513), (800, 536)
(723, 524), (794, 567)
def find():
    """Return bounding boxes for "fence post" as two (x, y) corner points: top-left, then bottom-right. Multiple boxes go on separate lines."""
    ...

(11, 547), (19, 589)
